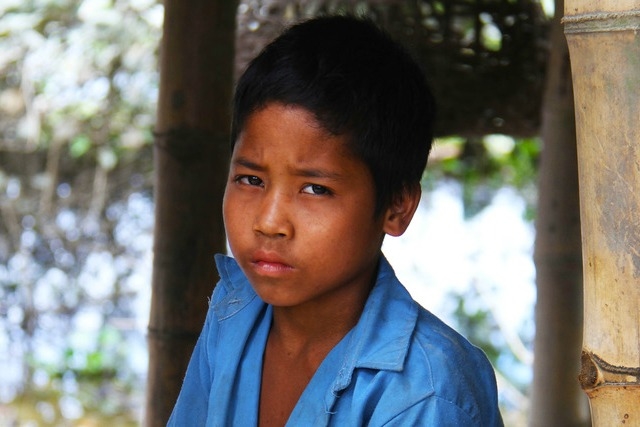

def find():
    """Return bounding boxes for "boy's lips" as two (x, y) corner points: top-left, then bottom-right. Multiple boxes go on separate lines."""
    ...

(250, 252), (294, 275)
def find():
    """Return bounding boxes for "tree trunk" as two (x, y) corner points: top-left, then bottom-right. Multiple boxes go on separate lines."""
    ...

(530, 0), (590, 425)
(564, 0), (640, 424)
(145, 1), (237, 426)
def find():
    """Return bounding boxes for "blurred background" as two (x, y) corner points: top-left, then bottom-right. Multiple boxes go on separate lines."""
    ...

(0, 0), (556, 425)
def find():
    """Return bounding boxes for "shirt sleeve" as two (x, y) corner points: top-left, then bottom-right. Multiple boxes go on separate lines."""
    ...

(167, 284), (226, 426)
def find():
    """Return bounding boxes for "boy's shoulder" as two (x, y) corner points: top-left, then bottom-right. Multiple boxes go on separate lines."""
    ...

(381, 258), (495, 381)
(339, 257), (502, 425)
(412, 301), (491, 370)
(377, 256), (488, 353)
(399, 306), (501, 425)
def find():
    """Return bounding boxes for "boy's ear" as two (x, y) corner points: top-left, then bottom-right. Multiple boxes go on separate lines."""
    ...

(382, 185), (421, 237)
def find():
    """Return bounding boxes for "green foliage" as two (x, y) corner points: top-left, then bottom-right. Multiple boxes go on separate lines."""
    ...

(425, 135), (540, 219)
(31, 324), (129, 381)
(0, 2), (159, 425)
(0, 0), (161, 158)
(70, 134), (92, 158)
(8, 383), (139, 426)
(451, 289), (502, 364)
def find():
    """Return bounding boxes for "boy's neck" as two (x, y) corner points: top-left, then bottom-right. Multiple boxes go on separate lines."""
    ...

(269, 275), (375, 356)
(270, 304), (360, 357)
(258, 296), (369, 427)
(258, 261), (378, 426)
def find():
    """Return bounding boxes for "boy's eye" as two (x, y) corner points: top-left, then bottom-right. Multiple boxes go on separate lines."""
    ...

(237, 175), (263, 187)
(301, 184), (331, 195)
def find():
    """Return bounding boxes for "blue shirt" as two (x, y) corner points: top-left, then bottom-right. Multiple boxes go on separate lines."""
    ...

(168, 254), (503, 426)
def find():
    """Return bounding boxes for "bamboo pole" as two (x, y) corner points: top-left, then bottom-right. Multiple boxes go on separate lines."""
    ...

(146, 1), (237, 425)
(563, 1), (640, 424)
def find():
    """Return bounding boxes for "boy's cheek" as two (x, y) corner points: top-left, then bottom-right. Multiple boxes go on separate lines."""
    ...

(221, 194), (237, 231)
(224, 190), (251, 213)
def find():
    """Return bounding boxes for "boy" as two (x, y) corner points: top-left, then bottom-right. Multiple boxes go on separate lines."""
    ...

(168, 15), (503, 426)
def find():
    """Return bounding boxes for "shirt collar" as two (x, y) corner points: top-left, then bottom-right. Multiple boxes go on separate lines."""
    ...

(331, 255), (419, 392)
(213, 253), (418, 388)
(213, 254), (258, 320)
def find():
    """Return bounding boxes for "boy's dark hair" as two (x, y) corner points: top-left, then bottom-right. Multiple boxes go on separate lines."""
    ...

(231, 15), (436, 215)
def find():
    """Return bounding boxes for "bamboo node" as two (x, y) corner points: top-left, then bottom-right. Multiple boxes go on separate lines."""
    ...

(579, 350), (640, 391)
(579, 350), (601, 389)
(563, 10), (640, 34)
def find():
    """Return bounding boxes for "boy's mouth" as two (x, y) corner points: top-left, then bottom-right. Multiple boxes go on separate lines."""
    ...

(250, 251), (294, 275)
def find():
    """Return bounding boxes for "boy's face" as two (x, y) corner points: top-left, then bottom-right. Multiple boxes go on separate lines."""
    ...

(223, 103), (387, 310)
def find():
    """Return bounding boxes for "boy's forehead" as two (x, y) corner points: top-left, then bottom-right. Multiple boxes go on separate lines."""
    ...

(232, 131), (354, 168)
(250, 102), (326, 132)
(235, 103), (353, 157)
(229, 104), (375, 182)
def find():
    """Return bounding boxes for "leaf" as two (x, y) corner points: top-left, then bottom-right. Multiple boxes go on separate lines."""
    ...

(70, 135), (91, 158)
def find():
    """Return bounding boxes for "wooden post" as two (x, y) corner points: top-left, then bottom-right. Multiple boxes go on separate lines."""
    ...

(563, 1), (640, 424)
(530, 0), (589, 424)
(146, 0), (237, 425)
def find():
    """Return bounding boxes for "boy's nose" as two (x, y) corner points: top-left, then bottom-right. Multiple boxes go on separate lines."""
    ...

(253, 191), (293, 238)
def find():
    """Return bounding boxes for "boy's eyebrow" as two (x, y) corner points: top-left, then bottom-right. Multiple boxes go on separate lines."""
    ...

(291, 166), (343, 180)
(232, 157), (265, 171)
(232, 157), (343, 180)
